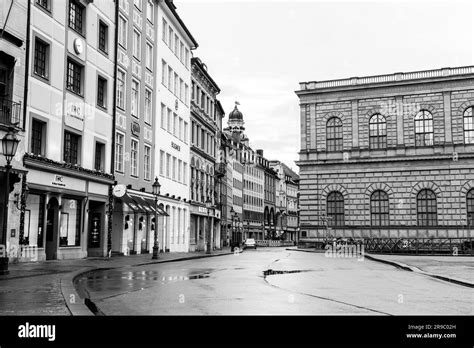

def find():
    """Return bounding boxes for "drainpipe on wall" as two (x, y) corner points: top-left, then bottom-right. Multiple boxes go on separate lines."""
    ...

(22, 0), (31, 130)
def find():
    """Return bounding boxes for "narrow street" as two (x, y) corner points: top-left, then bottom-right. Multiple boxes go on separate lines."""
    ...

(77, 248), (473, 315)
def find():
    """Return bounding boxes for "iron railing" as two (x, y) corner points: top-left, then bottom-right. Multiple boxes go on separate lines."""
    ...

(0, 97), (22, 128)
(364, 238), (474, 255)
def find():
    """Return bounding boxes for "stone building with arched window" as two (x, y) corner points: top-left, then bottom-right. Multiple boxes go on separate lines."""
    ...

(296, 66), (474, 253)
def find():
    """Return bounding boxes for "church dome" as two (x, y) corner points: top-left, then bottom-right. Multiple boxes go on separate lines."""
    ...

(229, 105), (243, 121)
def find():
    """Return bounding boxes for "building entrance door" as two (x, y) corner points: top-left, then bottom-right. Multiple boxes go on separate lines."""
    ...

(45, 197), (59, 260)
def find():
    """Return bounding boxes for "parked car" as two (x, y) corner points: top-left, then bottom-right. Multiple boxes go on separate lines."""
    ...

(243, 238), (257, 250)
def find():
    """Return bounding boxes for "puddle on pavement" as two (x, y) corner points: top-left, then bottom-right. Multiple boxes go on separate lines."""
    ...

(78, 268), (213, 293)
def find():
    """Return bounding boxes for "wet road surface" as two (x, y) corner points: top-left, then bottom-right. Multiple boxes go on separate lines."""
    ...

(78, 248), (474, 315)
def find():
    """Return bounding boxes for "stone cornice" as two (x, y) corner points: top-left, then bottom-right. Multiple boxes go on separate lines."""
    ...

(23, 153), (115, 184)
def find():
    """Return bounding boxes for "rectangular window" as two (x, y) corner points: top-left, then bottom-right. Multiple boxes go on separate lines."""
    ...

(66, 59), (83, 95)
(168, 27), (173, 48)
(173, 113), (178, 136)
(162, 19), (168, 43)
(98, 20), (108, 53)
(167, 108), (172, 132)
(161, 60), (167, 85)
(144, 89), (152, 124)
(133, 29), (141, 60)
(183, 121), (188, 143)
(178, 160), (182, 182)
(68, 0), (84, 35)
(146, 0), (154, 23)
(191, 121), (195, 144)
(131, 139), (138, 177)
(115, 132), (124, 172)
(185, 84), (189, 106)
(144, 145), (151, 180)
(183, 162), (187, 183)
(117, 69), (125, 110)
(185, 48), (189, 68)
(131, 80), (139, 117)
(160, 103), (166, 129)
(146, 42), (153, 70)
(118, 15), (127, 48)
(60, 198), (81, 247)
(63, 131), (80, 165)
(179, 78), (183, 101)
(97, 76), (107, 109)
(166, 154), (171, 178)
(34, 38), (49, 79)
(168, 66), (172, 90)
(94, 142), (105, 171)
(159, 150), (165, 176)
(31, 119), (45, 156)
(172, 157), (177, 180)
(174, 34), (179, 55)
(180, 41), (184, 62)
(173, 73), (177, 95)
(179, 118), (183, 141)
(36, 0), (50, 12)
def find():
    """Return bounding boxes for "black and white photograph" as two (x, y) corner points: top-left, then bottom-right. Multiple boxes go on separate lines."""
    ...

(0, 0), (473, 346)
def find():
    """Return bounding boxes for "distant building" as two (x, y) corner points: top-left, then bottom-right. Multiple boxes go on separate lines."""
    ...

(189, 57), (221, 252)
(257, 150), (278, 239)
(270, 161), (299, 242)
(296, 66), (474, 251)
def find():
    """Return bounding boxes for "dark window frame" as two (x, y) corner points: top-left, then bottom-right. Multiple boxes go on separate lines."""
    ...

(33, 38), (49, 80)
(97, 75), (107, 109)
(66, 58), (83, 96)
(417, 189), (437, 226)
(35, 0), (51, 13)
(370, 190), (389, 226)
(463, 107), (474, 144)
(326, 117), (343, 152)
(94, 141), (105, 171)
(68, 0), (85, 36)
(467, 189), (474, 227)
(327, 191), (344, 227)
(414, 110), (434, 147)
(31, 118), (46, 156)
(369, 113), (387, 149)
(98, 20), (108, 54)
(63, 130), (81, 165)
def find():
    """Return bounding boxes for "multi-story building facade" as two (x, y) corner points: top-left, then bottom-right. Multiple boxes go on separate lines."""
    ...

(155, 0), (196, 252)
(214, 100), (226, 247)
(23, 0), (116, 260)
(258, 150), (277, 239)
(112, 0), (164, 256)
(243, 148), (264, 240)
(189, 57), (221, 252)
(270, 160), (299, 241)
(0, 0), (28, 266)
(296, 66), (474, 251)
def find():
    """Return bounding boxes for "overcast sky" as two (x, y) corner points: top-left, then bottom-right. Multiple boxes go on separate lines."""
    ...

(177, 0), (473, 172)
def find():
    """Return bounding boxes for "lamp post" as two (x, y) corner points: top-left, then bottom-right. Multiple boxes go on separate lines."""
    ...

(205, 197), (212, 254)
(1, 128), (20, 275)
(151, 177), (161, 260)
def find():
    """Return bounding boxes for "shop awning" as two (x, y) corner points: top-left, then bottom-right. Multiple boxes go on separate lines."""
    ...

(116, 193), (168, 216)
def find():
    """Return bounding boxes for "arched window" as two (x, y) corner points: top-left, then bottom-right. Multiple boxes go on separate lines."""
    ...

(463, 107), (474, 144)
(414, 110), (434, 146)
(327, 191), (344, 226)
(370, 190), (389, 226)
(369, 114), (387, 149)
(326, 117), (343, 152)
(466, 189), (474, 226)
(417, 189), (437, 226)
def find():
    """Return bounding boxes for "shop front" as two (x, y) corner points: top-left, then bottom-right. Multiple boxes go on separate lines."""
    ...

(23, 154), (114, 260)
(189, 204), (220, 252)
(111, 185), (167, 256)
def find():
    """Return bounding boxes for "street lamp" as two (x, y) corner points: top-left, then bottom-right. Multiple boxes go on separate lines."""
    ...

(205, 197), (212, 254)
(1, 128), (20, 275)
(151, 177), (161, 260)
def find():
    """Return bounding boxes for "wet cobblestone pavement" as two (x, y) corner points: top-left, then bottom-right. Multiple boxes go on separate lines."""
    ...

(0, 250), (232, 315)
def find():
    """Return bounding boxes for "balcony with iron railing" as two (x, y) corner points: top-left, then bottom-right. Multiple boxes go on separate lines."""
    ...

(0, 97), (22, 129)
